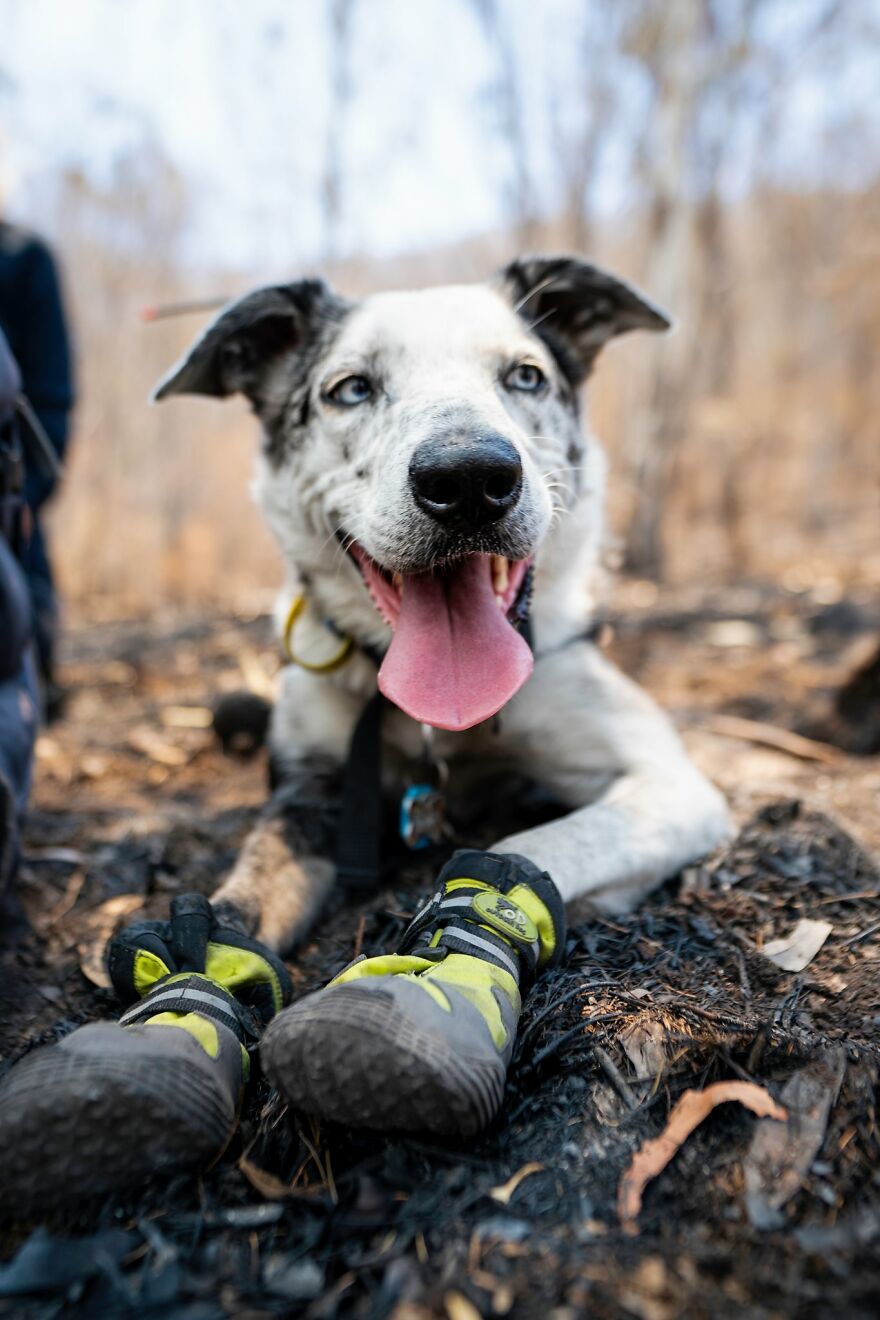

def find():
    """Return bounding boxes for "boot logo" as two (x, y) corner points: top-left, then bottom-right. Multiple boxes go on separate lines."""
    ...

(472, 892), (538, 948)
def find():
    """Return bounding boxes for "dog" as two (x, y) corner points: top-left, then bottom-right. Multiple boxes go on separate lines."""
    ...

(155, 255), (731, 952)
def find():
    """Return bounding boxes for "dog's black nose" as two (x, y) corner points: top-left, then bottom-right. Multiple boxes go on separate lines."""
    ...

(409, 433), (523, 528)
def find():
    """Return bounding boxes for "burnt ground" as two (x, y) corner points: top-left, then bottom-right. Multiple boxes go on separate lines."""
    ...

(1, 581), (879, 1319)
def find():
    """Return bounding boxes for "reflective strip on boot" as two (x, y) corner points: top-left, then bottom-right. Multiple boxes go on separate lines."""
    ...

(119, 973), (251, 1042)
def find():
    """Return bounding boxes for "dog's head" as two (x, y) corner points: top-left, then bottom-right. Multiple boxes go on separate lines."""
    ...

(156, 256), (668, 731)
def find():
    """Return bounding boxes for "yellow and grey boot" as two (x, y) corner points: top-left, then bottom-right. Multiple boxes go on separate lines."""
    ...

(262, 850), (565, 1136)
(0, 893), (291, 1218)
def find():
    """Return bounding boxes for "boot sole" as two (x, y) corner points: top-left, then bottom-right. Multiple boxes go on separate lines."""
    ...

(0, 1037), (236, 1218)
(262, 985), (505, 1136)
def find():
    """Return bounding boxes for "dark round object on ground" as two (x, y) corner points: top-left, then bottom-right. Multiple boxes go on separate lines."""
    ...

(212, 690), (272, 757)
(834, 640), (880, 755)
(808, 599), (869, 636)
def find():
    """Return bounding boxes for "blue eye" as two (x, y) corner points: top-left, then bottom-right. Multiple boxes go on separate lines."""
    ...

(327, 375), (373, 406)
(504, 362), (546, 392)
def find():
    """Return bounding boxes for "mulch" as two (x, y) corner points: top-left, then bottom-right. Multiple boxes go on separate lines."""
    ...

(2, 801), (877, 1319)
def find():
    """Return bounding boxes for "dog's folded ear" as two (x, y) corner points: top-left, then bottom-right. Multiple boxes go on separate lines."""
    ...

(152, 280), (349, 405)
(496, 255), (671, 386)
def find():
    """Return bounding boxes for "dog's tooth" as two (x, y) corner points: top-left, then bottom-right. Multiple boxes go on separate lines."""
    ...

(491, 555), (509, 596)
(495, 593), (505, 610)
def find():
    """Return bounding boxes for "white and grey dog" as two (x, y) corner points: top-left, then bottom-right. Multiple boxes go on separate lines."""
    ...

(156, 255), (731, 952)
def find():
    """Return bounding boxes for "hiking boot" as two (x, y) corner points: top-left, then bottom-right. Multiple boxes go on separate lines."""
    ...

(262, 850), (565, 1136)
(0, 893), (291, 1218)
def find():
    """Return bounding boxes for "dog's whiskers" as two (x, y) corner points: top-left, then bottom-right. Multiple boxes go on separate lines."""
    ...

(523, 306), (558, 335)
(512, 272), (561, 314)
(314, 521), (345, 560)
(540, 463), (590, 477)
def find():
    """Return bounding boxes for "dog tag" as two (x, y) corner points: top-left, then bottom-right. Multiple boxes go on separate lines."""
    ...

(400, 784), (447, 850)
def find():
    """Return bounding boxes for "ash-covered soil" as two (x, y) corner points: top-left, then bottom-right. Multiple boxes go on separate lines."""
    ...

(1, 584), (878, 1319)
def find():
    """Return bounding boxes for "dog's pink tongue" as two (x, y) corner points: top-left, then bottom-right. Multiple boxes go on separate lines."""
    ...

(378, 556), (533, 731)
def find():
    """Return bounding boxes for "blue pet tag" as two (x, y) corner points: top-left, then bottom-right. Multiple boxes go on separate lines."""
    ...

(400, 783), (447, 850)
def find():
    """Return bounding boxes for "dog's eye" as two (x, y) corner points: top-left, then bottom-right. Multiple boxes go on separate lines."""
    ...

(326, 375), (373, 406)
(504, 362), (546, 393)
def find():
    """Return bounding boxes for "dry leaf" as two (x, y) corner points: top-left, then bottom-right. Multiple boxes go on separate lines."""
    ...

(239, 1156), (296, 1200)
(744, 1051), (845, 1229)
(704, 620), (763, 649)
(444, 1290), (483, 1320)
(34, 735), (63, 762)
(239, 646), (277, 701)
(25, 846), (86, 865)
(762, 918), (833, 971)
(161, 705), (213, 729)
(492, 1281), (515, 1315)
(592, 1076), (630, 1126)
(620, 1255), (676, 1320)
(77, 894), (144, 987)
(46, 869), (85, 927)
(127, 726), (189, 766)
(488, 1161), (543, 1206)
(620, 1021), (668, 1081)
(618, 1081), (787, 1234)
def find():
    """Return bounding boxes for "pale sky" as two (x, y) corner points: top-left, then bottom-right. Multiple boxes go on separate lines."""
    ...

(2, 0), (878, 272)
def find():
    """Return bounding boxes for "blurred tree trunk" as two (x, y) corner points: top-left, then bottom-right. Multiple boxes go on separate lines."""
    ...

(623, 0), (705, 579)
(321, 0), (356, 261)
(471, 0), (537, 246)
(547, 7), (623, 254)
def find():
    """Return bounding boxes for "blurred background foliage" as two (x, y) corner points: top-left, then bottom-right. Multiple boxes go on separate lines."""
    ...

(2, 0), (878, 613)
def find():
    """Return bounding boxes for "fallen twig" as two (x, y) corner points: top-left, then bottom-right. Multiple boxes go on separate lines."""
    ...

(842, 919), (880, 947)
(704, 714), (846, 765)
(618, 1081), (787, 1234)
(595, 1046), (639, 1112)
(488, 1162), (543, 1206)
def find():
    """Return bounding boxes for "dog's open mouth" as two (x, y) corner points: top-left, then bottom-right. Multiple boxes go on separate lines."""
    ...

(349, 544), (534, 732)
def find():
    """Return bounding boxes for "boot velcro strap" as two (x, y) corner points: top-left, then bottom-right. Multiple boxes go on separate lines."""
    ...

(118, 974), (255, 1043)
(400, 884), (541, 985)
(433, 922), (522, 979)
(398, 887), (444, 950)
(443, 849), (566, 973)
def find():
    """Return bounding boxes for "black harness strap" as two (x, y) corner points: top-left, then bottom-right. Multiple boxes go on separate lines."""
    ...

(332, 610), (542, 895)
(334, 688), (386, 893)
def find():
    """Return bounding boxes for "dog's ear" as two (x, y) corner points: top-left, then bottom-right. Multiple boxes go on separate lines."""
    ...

(496, 255), (671, 386)
(153, 280), (349, 404)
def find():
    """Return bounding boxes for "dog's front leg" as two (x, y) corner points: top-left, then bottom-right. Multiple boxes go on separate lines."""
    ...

(211, 755), (340, 951)
(494, 641), (732, 912)
(211, 663), (370, 951)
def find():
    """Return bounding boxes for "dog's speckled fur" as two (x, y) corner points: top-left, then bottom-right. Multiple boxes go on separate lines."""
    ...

(157, 256), (731, 951)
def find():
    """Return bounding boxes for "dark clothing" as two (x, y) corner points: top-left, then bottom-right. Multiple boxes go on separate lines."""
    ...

(0, 223), (74, 688)
(0, 223), (74, 490)
(0, 536), (31, 680)
(0, 325), (37, 877)
(0, 315), (23, 550)
(0, 539), (37, 820)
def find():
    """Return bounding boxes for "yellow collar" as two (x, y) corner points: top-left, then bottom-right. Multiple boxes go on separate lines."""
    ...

(283, 594), (354, 673)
